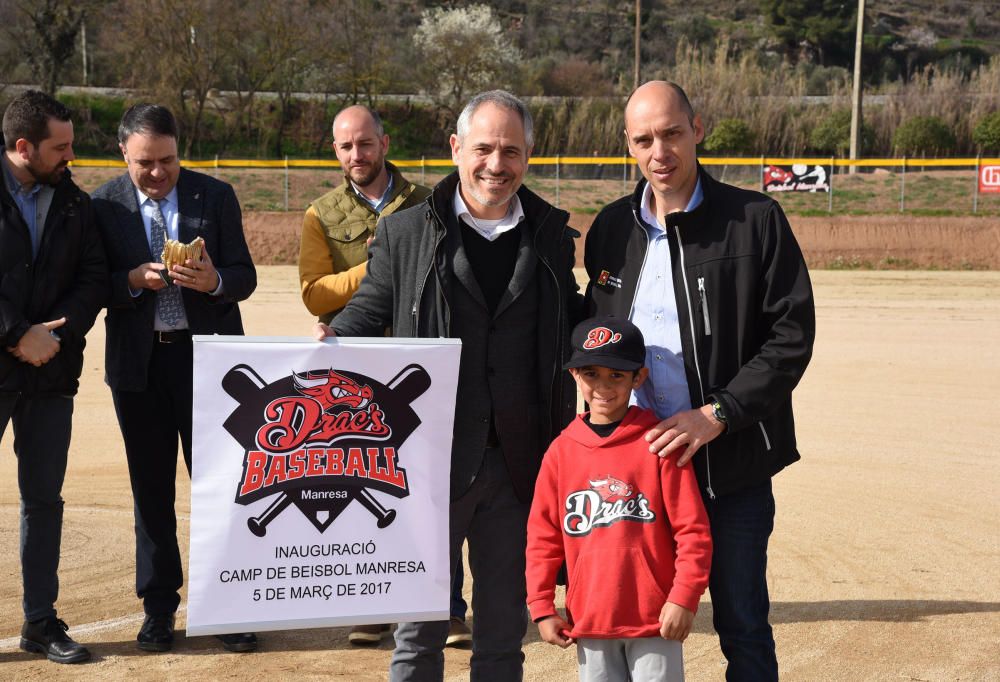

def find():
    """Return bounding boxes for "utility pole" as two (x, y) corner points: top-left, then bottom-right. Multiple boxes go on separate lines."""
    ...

(81, 21), (88, 86)
(632, 0), (641, 181)
(633, 0), (641, 91)
(849, 0), (865, 174)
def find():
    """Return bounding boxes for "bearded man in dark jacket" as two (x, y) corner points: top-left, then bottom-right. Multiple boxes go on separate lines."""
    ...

(317, 90), (581, 682)
(584, 81), (815, 681)
(0, 90), (107, 664)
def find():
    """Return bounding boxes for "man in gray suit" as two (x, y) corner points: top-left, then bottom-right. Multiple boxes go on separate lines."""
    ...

(316, 90), (581, 681)
(91, 104), (257, 653)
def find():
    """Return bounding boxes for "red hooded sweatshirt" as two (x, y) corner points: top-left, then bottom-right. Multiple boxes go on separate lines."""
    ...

(526, 406), (712, 639)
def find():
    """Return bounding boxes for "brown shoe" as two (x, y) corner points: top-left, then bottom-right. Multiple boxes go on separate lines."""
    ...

(348, 623), (392, 645)
(445, 617), (472, 647)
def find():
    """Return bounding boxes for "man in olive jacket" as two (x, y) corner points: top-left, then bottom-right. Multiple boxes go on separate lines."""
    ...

(298, 105), (430, 324)
(0, 90), (107, 664)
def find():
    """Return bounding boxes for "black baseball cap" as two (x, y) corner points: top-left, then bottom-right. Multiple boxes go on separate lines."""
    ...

(564, 316), (646, 371)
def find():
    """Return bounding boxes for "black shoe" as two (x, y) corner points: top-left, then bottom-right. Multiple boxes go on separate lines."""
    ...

(216, 632), (257, 652)
(20, 617), (91, 664)
(137, 613), (175, 652)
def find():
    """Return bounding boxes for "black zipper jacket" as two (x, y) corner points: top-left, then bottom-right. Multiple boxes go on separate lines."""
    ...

(332, 172), (583, 501)
(584, 166), (815, 498)
(0, 168), (108, 395)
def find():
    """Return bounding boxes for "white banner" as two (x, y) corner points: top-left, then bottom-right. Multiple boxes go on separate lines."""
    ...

(187, 336), (461, 636)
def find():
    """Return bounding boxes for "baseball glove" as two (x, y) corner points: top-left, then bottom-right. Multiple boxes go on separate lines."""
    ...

(161, 236), (205, 277)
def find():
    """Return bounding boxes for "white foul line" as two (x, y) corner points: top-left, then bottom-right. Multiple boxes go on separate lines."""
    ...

(0, 607), (188, 651)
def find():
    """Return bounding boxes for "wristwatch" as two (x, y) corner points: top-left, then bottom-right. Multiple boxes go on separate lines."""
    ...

(710, 398), (728, 429)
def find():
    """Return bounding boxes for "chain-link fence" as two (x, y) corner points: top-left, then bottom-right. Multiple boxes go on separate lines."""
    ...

(69, 156), (1000, 216)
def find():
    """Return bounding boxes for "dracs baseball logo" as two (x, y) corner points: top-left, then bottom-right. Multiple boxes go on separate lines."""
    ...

(563, 474), (655, 536)
(583, 326), (622, 349)
(219, 363), (431, 537)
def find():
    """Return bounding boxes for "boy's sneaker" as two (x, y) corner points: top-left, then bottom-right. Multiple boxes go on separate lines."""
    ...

(20, 617), (91, 664)
(445, 617), (472, 647)
(348, 623), (392, 645)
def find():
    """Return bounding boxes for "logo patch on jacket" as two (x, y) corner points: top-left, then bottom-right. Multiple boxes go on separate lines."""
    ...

(596, 270), (623, 289)
(562, 474), (655, 536)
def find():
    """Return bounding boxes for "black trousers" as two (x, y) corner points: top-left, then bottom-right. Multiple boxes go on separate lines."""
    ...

(0, 393), (73, 622)
(111, 339), (193, 616)
(390, 447), (530, 682)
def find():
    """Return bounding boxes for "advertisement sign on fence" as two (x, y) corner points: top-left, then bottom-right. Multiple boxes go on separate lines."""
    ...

(763, 164), (830, 193)
(980, 165), (1000, 194)
(187, 336), (461, 636)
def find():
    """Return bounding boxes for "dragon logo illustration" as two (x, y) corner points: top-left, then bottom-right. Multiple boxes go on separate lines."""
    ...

(292, 368), (374, 411)
(588, 475), (633, 502)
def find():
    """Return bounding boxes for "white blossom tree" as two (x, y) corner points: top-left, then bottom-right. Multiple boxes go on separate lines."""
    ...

(413, 4), (523, 121)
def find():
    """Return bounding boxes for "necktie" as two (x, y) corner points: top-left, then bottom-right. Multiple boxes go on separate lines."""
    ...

(149, 200), (184, 326)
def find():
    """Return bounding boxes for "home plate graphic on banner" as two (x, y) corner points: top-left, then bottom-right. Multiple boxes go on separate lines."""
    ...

(186, 336), (461, 636)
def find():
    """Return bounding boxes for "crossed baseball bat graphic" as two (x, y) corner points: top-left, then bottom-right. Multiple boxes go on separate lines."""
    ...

(221, 363), (431, 537)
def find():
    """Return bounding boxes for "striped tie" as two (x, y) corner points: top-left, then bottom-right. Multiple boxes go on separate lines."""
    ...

(149, 200), (184, 326)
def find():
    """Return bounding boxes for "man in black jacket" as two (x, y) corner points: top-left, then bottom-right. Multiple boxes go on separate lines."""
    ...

(317, 90), (581, 681)
(584, 81), (815, 681)
(92, 104), (258, 654)
(0, 90), (107, 664)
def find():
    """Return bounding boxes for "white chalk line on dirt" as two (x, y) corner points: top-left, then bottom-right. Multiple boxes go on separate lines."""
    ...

(1, 504), (191, 650)
(0, 503), (190, 521)
(0, 607), (188, 651)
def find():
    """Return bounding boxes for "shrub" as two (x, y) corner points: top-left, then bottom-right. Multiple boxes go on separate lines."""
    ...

(541, 57), (612, 97)
(809, 109), (874, 155)
(892, 116), (956, 156)
(703, 118), (755, 154)
(972, 111), (1000, 153)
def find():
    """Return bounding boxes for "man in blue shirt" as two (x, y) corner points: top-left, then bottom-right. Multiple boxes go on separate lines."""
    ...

(585, 81), (815, 681)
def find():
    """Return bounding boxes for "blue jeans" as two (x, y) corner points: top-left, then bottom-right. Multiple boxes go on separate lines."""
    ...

(703, 480), (778, 682)
(0, 393), (73, 622)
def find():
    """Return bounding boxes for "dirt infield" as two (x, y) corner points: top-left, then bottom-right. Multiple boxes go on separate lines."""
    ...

(243, 211), (1000, 270)
(1, 268), (998, 680)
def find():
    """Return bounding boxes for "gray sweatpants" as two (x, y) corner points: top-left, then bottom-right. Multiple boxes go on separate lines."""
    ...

(577, 637), (684, 682)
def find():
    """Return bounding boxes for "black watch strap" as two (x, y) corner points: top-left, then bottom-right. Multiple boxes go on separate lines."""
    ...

(710, 397), (728, 428)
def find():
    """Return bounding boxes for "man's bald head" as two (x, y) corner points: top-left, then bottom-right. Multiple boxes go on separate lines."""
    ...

(333, 105), (385, 139)
(622, 80), (704, 216)
(332, 105), (390, 190)
(625, 81), (695, 128)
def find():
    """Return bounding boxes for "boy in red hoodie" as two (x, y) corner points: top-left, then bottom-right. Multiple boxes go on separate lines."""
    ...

(526, 316), (712, 681)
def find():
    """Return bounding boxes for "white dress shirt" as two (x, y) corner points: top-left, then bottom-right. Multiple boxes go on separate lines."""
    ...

(453, 186), (525, 240)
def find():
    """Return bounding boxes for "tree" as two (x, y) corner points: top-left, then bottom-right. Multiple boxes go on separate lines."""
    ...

(703, 118), (755, 154)
(972, 111), (1000, 153)
(412, 4), (523, 122)
(214, 1), (284, 151)
(892, 116), (956, 156)
(114, 0), (229, 158)
(761, 0), (855, 67)
(810, 109), (873, 155)
(326, 0), (401, 106)
(13, 0), (87, 95)
(540, 57), (612, 96)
